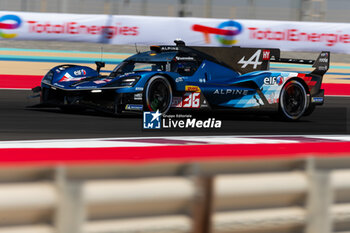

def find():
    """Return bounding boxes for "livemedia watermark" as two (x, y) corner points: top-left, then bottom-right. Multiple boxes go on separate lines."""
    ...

(143, 110), (222, 130)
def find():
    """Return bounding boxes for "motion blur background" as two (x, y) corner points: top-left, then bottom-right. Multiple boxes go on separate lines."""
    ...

(0, 1), (350, 233)
(0, 0), (345, 22)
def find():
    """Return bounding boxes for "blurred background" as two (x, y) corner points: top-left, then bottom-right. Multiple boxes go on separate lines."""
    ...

(0, 0), (348, 22)
(0, 1), (350, 233)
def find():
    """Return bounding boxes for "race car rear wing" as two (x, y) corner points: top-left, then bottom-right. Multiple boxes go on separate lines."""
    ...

(188, 46), (329, 76)
(153, 41), (329, 76)
(188, 46), (281, 74)
(270, 51), (330, 76)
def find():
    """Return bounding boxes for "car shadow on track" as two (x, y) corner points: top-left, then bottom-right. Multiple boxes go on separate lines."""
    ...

(26, 106), (313, 122)
(26, 107), (141, 119)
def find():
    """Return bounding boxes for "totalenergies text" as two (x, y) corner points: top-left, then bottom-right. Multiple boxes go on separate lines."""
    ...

(27, 21), (139, 39)
(248, 27), (350, 46)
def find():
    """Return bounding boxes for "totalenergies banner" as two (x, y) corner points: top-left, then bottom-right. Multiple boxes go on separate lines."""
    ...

(2, 11), (350, 53)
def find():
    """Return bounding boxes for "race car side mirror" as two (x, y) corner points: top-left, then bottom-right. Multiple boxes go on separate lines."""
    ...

(95, 61), (105, 74)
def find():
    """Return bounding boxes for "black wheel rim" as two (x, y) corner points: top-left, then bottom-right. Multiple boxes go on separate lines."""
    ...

(148, 79), (170, 112)
(282, 83), (305, 117)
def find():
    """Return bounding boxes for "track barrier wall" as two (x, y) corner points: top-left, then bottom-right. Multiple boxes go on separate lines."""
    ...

(0, 136), (350, 233)
(2, 11), (350, 53)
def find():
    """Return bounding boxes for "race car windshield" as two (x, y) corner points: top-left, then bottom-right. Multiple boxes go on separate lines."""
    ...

(110, 62), (169, 77)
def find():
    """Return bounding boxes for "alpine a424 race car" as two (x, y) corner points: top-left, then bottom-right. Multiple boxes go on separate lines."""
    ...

(33, 40), (329, 121)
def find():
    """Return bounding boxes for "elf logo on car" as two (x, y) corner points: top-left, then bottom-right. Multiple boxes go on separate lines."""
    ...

(73, 69), (86, 76)
(238, 50), (262, 69)
(264, 76), (284, 85)
(263, 50), (270, 60)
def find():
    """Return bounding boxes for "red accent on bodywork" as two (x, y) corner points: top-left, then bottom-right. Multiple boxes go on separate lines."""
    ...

(297, 73), (305, 78)
(297, 73), (317, 88)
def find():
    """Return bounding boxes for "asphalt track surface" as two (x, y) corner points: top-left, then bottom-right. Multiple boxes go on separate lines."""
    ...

(0, 89), (348, 140)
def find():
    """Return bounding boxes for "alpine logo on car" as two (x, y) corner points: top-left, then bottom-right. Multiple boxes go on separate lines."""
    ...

(213, 89), (249, 95)
(161, 46), (178, 51)
(263, 76), (284, 85)
(238, 50), (262, 69)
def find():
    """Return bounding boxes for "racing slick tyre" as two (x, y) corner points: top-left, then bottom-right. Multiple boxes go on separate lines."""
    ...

(303, 104), (316, 116)
(279, 80), (308, 121)
(144, 75), (173, 114)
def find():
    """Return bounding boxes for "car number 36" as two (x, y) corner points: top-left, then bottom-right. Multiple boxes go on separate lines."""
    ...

(183, 92), (200, 108)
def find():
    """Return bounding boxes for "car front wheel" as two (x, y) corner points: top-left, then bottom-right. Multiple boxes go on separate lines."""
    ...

(144, 75), (173, 114)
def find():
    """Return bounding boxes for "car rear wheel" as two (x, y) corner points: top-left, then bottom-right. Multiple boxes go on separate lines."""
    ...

(279, 80), (308, 121)
(303, 103), (316, 116)
(144, 75), (172, 114)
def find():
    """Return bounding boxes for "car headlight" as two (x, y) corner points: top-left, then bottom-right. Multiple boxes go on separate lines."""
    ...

(107, 76), (140, 87)
(42, 71), (54, 84)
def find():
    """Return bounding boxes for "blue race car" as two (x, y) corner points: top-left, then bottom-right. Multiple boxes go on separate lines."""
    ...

(33, 40), (329, 121)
